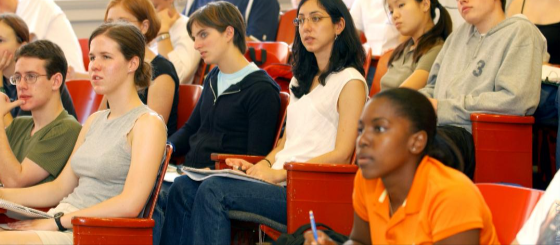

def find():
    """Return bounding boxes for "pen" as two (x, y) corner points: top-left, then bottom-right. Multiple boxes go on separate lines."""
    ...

(309, 210), (318, 241)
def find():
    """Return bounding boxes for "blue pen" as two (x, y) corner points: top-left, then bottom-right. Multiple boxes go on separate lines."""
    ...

(309, 210), (319, 241)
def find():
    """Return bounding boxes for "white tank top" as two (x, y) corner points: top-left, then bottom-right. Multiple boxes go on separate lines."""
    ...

(272, 67), (366, 170)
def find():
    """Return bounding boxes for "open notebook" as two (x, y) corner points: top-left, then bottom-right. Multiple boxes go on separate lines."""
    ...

(0, 198), (52, 220)
(164, 166), (280, 187)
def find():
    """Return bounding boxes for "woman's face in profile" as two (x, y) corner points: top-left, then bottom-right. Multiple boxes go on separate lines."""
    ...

(356, 97), (415, 180)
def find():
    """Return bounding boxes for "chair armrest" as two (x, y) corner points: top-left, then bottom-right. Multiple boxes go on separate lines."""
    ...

(284, 162), (358, 173)
(211, 153), (264, 170)
(470, 113), (534, 124)
(71, 217), (154, 228)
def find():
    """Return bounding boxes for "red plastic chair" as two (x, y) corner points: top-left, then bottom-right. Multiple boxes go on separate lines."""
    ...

(211, 155), (358, 241)
(245, 41), (290, 68)
(66, 80), (103, 124)
(176, 84), (203, 130)
(78, 38), (89, 71)
(72, 144), (173, 245)
(263, 64), (292, 93)
(276, 9), (297, 44)
(213, 92), (290, 170)
(476, 183), (543, 244)
(369, 50), (393, 97)
(471, 114), (534, 187)
(363, 44), (372, 79)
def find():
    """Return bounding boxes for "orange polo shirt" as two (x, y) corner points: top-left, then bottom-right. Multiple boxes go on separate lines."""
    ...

(353, 156), (500, 244)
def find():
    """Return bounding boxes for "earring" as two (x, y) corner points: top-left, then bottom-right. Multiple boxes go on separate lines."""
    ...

(335, 34), (338, 41)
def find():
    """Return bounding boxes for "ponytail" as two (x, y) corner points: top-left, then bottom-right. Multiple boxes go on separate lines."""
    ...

(388, 0), (452, 66)
(135, 61), (152, 89)
(427, 132), (464, 172)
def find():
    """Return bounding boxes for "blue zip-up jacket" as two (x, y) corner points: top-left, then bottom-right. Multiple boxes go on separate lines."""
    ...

(169, 67), (281, 168)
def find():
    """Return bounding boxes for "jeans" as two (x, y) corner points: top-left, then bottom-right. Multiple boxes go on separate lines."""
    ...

(159, 176), (287, 245)
(153, 181), (172, 245)
(533, 84), (560, 170)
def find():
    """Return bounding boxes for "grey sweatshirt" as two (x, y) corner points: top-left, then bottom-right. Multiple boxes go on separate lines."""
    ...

(420, 15), (547, 132)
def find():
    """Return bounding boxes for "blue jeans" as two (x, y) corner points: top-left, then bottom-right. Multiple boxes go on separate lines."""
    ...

(533, 84), (560, 170)
(159, 176), (287, 245)
(153, 182), (171, 245)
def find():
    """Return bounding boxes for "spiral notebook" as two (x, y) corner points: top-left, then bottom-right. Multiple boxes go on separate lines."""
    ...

(0, 198), (52, 220)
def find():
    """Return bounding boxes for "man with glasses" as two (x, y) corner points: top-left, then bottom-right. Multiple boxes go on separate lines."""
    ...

(0, 40), (81, 188)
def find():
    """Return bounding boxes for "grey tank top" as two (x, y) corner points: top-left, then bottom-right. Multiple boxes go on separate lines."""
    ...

(61, 105), (151, 209)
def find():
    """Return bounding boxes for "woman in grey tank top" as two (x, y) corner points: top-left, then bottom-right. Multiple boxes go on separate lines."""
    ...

(0, 23), (167, 245)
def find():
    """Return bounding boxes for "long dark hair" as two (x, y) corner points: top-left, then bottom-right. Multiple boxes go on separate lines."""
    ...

(374, 88), (464, 171)
(387, 0), (452, 66)
(291, 0), (365, 99)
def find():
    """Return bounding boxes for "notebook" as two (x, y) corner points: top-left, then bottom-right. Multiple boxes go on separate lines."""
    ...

(165, 166), (279, 186)
(0, 198), (52, 220)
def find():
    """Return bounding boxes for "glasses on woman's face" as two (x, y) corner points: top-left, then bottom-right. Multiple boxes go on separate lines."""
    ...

(9, 73), (48, 85)
(293, 15), (331, 26)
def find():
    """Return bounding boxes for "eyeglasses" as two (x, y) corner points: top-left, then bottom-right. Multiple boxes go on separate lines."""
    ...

(293, 16), (331, 26)
(9, 73), (48, 85)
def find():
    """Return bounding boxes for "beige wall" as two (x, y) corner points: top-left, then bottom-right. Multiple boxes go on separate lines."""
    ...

(57, 0), (293, 39)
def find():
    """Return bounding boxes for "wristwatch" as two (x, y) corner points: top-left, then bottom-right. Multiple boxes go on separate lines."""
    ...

(54, 212), (67, 231)
(156, 33), (170, 42)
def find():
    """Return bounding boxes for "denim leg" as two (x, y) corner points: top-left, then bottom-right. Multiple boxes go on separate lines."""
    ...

(159, 176), (201, 245)
(190, 177), (287, 245)
(152, 181), (172, 245)
(556, 86), (560, 171)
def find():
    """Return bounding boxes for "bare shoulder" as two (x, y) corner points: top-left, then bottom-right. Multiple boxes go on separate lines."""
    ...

(134, 112), (167, 132)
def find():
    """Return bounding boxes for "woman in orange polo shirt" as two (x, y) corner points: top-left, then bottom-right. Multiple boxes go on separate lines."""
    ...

(305, 88), (500, 245)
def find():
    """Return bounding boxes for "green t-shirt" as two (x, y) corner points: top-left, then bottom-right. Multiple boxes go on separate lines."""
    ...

(6, 110), (82, 184)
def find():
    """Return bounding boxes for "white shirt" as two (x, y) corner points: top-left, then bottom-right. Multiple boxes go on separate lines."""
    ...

(273, 68), (367, 171)
(516, 172), (560, 244)
(16, 0), (85, 72)
(350, 0), (400, 56)
(167, 15), (200, 84)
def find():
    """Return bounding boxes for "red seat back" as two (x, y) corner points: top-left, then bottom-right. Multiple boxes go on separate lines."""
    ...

(141, 144), (173, 219)
(264, 63), (292, 93)
(274, 92), (290, 147)
(363, 44), (372, 79)
(177, 84), (203, 130)
(245, 41), (290, 68)
(276, 9), (297, 44)
(476, 183), (543, 244)
(370, 50), (393, 97)
(471, 114), (534, 187)
(78, 38), (89, 71)
(66, 80), (103, 124)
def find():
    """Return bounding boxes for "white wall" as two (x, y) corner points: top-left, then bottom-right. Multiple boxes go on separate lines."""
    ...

(57, 0), (293, 39)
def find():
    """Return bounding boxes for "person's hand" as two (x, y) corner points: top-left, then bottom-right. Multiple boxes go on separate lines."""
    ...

(225, 158), (254, 172)
(246, 161), (278, 183)
(0, 93), (23, 117)
(0, 50), (14, 72)
(8, 218), (58, 231)
(303, 230), (337, 245)
(66, 65), (76, 81)
(428, 98), (438, 111)
(157, 8), (179, 34)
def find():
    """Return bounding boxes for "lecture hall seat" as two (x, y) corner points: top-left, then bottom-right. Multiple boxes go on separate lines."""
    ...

(275, 9), (297, 44)
(245, 41), (290, 68)
(476, 183), (544, 244)
(66, 79), (103, 124)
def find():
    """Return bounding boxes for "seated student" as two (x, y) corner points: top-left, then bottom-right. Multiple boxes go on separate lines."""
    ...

(380, 0), (452, 91)
(185, 0), (280, 41)
(67, 0), (180, 135)
(0, 40), (81, 188)
(419, 0), (547, 178)
(304, 88), (499, 245)
(514, 170), (560, 244)
(168, 1), (281, 169)
(158, 0), (368, 244)
(507, 0), (560, 173)
(150, 0), (201, 84)
(0, 14), (77, 126)
(0, 22), (166, 244)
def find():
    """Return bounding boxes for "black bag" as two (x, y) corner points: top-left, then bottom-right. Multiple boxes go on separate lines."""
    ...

(274, 223), (348, 245)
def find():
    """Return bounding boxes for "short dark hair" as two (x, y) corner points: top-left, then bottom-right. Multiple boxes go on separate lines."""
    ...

(0, 13), (29, 44)
(186, 1), (247, 54)
(15, 40), (67, 92)
(89, 22), (152, 89)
